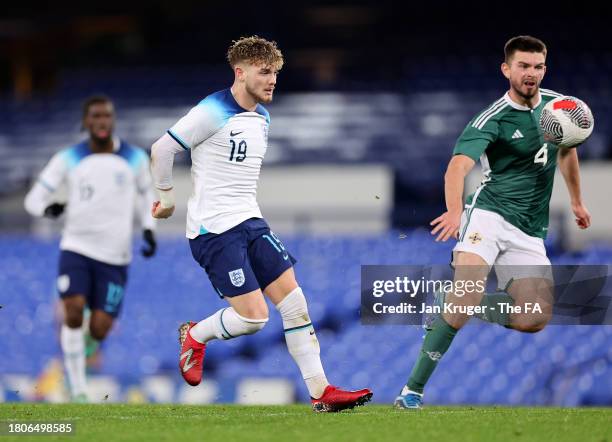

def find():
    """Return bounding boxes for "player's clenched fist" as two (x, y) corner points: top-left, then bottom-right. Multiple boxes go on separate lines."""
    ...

(152, 201), (175, 219)
(152, 188), (175, 219)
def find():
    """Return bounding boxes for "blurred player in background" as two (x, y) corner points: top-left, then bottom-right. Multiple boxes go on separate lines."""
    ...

(150, 36), (372, 412)
(24, 96), (157, 402)
(395, 35), (592, 409)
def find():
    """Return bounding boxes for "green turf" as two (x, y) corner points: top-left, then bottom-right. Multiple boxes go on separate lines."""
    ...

(0, 404), (610, 442)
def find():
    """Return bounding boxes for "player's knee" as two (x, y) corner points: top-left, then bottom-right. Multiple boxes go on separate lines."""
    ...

(64, 314), (83, 328)
(275, 287), (310, 327)
(238, 303), (269, 321)
(64, 306), (84, 328)
(88, 311), (115, 340)
(513, 323), (545, 333)
(235, 312), (268, 335)
(512, 318), (549, 333)
(89, 322), (112, 340)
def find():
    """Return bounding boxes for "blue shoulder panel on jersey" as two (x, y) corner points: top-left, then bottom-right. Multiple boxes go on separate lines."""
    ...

(62, 141), (92, 170)
(199, 89), (270, 125)
(116, 141), (147, 171)
(256, 104), (270, 124)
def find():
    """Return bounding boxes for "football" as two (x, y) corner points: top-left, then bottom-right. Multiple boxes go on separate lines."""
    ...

(540, 96), (594, 148)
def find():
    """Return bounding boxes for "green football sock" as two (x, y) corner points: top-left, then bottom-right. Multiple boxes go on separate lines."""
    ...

(475, 292), (514, 327)
(85, 334), (100, 359)
(407, 317), (458, 394)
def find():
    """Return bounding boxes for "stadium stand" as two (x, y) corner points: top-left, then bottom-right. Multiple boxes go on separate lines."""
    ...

(0, 64), (610, 197)
(1, 233), (611, 405)
(2, 15), (611, 406)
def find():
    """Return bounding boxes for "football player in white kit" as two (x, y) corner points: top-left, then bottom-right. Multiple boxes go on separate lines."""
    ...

(150, 36), (372, 412)
(24, 96), (157, 402)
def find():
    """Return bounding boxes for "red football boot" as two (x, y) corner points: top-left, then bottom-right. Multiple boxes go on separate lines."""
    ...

(178, 321), (206, 386)
(311, 385), (373, 412)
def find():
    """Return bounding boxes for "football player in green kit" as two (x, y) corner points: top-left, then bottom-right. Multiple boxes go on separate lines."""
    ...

(395, 35), (592, 409)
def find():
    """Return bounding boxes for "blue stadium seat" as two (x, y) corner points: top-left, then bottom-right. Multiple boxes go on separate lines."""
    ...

(1, 235), (611, 405)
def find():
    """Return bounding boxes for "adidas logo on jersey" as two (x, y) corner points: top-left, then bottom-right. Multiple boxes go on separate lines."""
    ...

(512, 129), (524, 139)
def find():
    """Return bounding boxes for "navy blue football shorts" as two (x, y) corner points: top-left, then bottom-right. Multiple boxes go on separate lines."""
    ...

(57, 250), (128, 318)
(189, 218), (296, 298)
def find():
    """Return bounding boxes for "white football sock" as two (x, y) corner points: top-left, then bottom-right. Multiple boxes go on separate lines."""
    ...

(190, 307), (268, 344)
(60, 324), (87, 397)
(276, 287), (329, 399)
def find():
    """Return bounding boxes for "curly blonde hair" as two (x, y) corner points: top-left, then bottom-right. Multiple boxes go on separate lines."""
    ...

(227, 35), (284, 70)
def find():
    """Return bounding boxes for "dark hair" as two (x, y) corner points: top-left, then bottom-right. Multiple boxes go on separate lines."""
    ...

(82, 95), (113, 119)
(504, 35), (547, 62)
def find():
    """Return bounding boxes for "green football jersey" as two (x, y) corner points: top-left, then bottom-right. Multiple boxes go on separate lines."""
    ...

(454, 89), (563, 239)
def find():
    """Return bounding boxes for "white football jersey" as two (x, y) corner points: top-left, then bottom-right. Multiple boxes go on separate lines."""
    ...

(167, 88), (270, 237)
(24, 139), (156, 265)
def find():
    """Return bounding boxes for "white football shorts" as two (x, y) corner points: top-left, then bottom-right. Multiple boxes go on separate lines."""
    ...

(453, 208), (552, 289)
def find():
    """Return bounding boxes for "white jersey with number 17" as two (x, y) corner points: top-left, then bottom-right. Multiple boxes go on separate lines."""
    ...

(167, 88), (270, 237)
(24, 139), (155, 265)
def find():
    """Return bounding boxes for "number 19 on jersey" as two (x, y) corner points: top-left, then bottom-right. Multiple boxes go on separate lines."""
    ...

(229, 140), (247, 162)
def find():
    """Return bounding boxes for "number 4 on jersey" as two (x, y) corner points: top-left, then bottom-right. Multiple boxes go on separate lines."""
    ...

(534, 143), (548, 166)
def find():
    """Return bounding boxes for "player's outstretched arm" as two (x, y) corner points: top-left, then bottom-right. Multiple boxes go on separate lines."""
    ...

(24, 152), (68, 218)
(430, 154), (475, 242)
(151, 101), (219, 219)
(150, 133), (183, 219)
(24, 184), (64, 218)
(558, 147), (591, 229)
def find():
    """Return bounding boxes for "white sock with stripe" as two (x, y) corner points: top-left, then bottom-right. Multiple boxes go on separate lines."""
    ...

(60, 324), (87, 398)
(190, 307), (268, 343)
(276, 287), (329, 399)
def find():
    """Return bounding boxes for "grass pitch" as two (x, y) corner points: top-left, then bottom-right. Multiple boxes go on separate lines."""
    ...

(1, 404), (610, 442)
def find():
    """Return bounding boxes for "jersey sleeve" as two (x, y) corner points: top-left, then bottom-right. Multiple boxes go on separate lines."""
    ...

(134, 153), (157, 231)
(167, 100), (224, 150)
(24, 151), (69, 216)
(453, 118), (499, 161)
(39, 151), (69, 191)
(150, 132), (185, 190)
